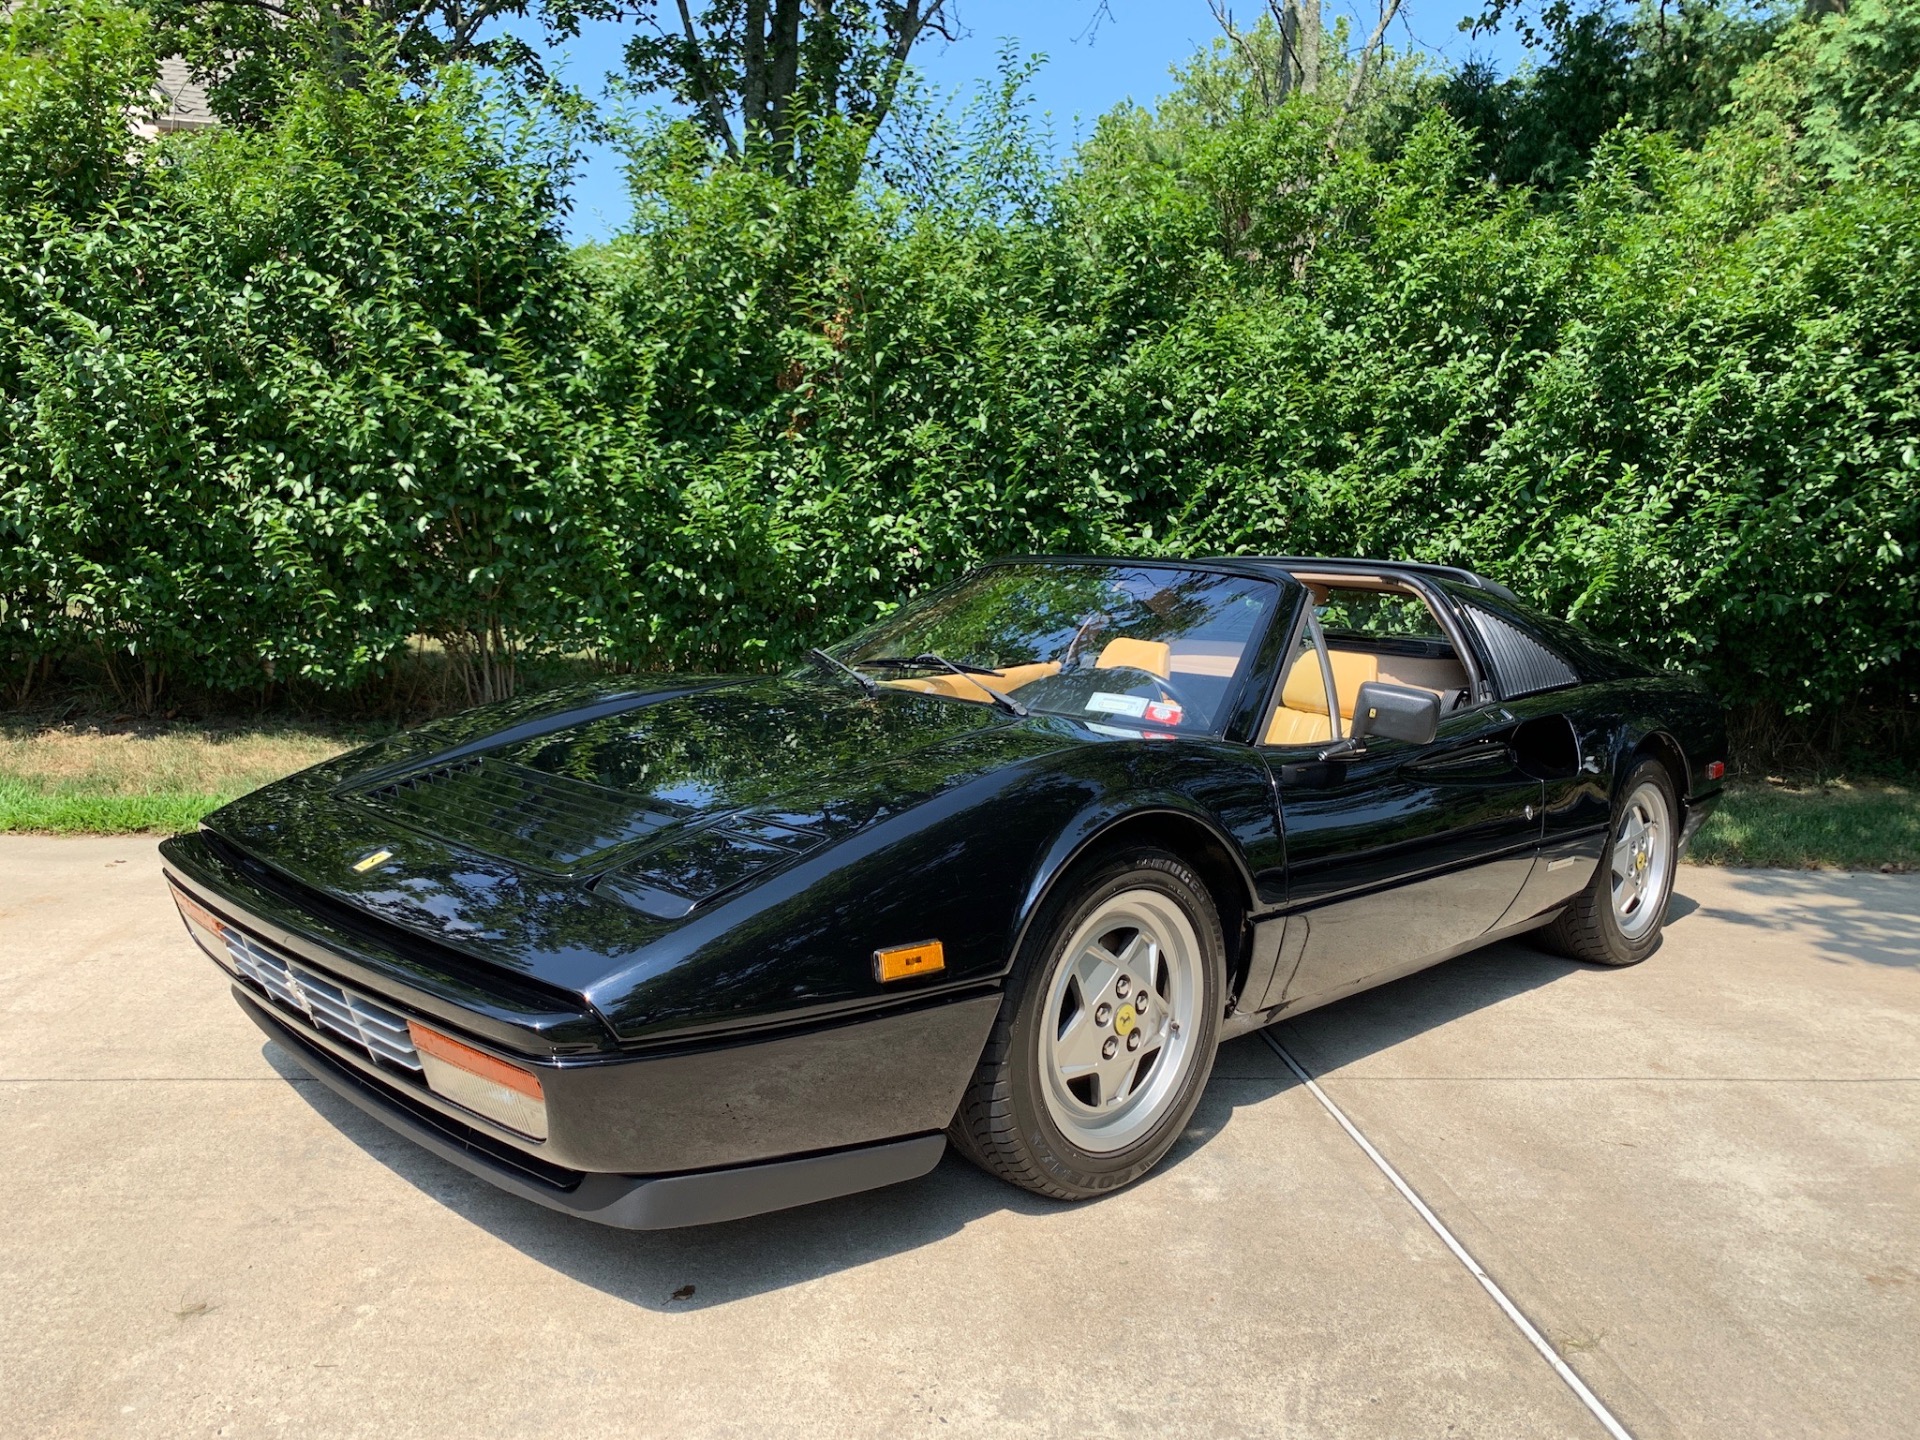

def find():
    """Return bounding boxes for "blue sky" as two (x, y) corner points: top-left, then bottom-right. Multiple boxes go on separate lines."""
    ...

(538, 1), (1535, 242)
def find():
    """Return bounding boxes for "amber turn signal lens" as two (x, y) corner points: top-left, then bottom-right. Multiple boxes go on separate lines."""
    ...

(169, 882), (236, 972)
(874, 939), (945, 983)
(407, 1021), (549, 1140)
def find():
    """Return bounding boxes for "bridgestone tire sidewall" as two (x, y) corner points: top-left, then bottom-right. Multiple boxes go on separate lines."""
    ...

(1004, 849), (1225, 1197)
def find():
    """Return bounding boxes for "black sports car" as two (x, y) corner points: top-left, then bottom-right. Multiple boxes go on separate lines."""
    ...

(162, 556), (1726, 1227)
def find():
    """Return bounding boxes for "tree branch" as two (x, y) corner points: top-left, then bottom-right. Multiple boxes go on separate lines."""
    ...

(1336, 0), (1402, 134)
(676, 0), (740, 157)
(1209, 3), (1273, 110)
(168, 0), (300, 21)
(865, 0), (935, 141)
(449, 0), (514, 57)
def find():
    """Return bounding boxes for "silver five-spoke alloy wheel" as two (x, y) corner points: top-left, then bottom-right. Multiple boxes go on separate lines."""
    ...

(1611, 778), (1673, 940)
(1039, 888), (1201, 1153)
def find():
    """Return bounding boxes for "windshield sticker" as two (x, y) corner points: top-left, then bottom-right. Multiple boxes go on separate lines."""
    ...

(1086, 692), (1149, 717)
(1144, 700), (1184, 727)
(1084, 721), (1176, 742)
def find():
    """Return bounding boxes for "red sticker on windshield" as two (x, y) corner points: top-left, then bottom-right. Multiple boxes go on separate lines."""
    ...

(1144, 700), (1183, 726)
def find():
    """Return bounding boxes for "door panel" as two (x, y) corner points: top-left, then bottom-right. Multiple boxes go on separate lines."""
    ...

(1494, 701), (1614, 927)
(1270, 710), (1543, 1006)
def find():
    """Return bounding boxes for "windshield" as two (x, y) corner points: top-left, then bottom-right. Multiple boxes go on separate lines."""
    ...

(830, 562), (1281, 735)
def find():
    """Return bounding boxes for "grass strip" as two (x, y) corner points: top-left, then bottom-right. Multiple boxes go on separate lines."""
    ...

(0, 778), (231, 835)
(1689, 781), (1918, 872)
(0, 722), (354, 837)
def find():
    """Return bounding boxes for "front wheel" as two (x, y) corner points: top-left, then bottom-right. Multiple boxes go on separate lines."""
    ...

(1542, 757), (1679, 966)
(949, 847), (1225, 1200)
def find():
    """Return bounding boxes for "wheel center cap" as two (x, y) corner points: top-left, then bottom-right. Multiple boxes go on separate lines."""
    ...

(1114, 1004), (1138, 1037)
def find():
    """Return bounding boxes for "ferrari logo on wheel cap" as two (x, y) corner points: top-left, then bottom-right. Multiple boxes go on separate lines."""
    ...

(1114, 1003), (1138, 1037)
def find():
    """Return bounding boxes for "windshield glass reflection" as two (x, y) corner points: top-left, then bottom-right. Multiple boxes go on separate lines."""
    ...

(831, 562), (1278, 735)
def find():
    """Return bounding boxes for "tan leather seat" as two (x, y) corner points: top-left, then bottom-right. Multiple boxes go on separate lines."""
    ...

(1264, 650), (1380, 746)
(881, 661), (1061, 700)
(1094, 638), (1172, 678)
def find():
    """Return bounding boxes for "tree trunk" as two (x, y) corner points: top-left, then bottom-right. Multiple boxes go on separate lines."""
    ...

(742, 0), (770, 133)
(1297, 0), (1320, 94)
(1276, 3), (1299, 98)
(764, 0), (804, 159)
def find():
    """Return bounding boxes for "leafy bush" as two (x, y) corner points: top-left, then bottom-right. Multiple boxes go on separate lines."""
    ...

(0, 0), (1914, 759)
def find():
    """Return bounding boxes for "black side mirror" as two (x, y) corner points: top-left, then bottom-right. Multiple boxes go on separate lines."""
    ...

(1350, 681), (1441, 746)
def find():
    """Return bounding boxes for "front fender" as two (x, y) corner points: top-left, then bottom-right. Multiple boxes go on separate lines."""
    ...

(586, 730), (1280, 1046)
(1004, 740), (1281, 989)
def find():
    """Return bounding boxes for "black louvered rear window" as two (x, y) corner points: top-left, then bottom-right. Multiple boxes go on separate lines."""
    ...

(1459, 602), (1579, 700)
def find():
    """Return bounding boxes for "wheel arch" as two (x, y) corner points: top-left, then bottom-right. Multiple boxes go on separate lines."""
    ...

(1009, 806), (1258, 1012)
(1630, 728), (1691, 803)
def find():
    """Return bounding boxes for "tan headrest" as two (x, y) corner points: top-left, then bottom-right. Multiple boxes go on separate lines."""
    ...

(1095, 638), (1171, 678)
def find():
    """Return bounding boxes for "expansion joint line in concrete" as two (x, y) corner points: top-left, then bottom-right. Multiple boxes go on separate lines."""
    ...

(1259, 1028), (1636, 1440)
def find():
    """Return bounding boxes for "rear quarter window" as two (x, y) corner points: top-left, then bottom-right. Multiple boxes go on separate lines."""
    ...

(1444, 584), (1647, 689)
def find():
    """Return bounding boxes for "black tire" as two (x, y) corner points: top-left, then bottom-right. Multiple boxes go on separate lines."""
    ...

(1541, 757), (1679, 966)
(949, 845), (1226, 1200)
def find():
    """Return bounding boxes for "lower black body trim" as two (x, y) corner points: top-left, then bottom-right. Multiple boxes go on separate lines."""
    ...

(237, 989), (948, 1229)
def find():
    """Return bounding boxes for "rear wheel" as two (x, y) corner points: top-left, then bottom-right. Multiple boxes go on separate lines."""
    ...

(1542, 758), (1678, 966)
(950, 847), (1225, 1199)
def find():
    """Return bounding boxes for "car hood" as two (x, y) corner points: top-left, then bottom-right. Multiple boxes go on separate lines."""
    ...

(199, 673), (1071, 1004)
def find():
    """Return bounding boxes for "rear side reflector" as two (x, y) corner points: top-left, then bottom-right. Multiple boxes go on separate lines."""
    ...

(874, 939), (945, 984)
(407, 1021), (549, 1140)
(1706, 761), (1726, 780)
(169, 883), (237, 973)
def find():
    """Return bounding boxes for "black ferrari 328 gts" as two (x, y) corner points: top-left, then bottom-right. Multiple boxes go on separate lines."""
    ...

(164, 556), (1726, 1228)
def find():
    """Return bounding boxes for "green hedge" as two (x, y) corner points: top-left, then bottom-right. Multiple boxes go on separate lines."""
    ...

(1, 0), (1915, 729)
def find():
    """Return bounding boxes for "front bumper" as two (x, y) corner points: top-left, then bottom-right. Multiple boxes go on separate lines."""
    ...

(165, 840), (1000, 1227)
(240, 990), (948, 1228)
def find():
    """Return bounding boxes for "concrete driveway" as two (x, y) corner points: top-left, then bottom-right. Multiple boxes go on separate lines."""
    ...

(2, 837), (1915, 1439)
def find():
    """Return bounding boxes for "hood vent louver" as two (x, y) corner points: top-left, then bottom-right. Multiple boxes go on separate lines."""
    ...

(595, 816), (826, 920)
(353, 756), (686, 871)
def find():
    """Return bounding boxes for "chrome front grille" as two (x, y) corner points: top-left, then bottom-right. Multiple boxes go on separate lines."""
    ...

(226, 930), (422, 1074)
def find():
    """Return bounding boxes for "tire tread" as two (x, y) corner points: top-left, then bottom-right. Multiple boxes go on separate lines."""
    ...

(1541, 757), (1676, 967)
(948, 844), (1222, 1200)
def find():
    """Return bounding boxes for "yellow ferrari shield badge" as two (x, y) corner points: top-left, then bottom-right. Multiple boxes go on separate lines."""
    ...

(1114, 1003), (1137, 1037)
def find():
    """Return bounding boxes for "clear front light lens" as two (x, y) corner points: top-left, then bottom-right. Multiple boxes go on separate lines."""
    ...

(169, 883), (238, 973)
(407, 1021), (549, 1141)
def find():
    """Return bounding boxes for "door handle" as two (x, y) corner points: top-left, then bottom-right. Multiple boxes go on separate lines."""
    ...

(1406, 739), (1515, 774)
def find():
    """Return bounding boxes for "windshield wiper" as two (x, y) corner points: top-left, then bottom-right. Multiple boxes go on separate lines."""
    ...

(857, 653), (1029, 717)
(807, 647), (879, 698)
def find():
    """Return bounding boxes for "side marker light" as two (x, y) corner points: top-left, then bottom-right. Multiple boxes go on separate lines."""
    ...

(874, 939), (945, 984)
(1706, 761), (1726, 781)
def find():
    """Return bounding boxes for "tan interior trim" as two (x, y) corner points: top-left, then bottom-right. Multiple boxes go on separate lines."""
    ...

(1094, 638), (1172, 678)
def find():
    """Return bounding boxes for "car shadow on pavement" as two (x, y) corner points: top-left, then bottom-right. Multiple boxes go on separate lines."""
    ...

(1683, 868), (1920, 969)
(260, 918), (1652, 1312)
